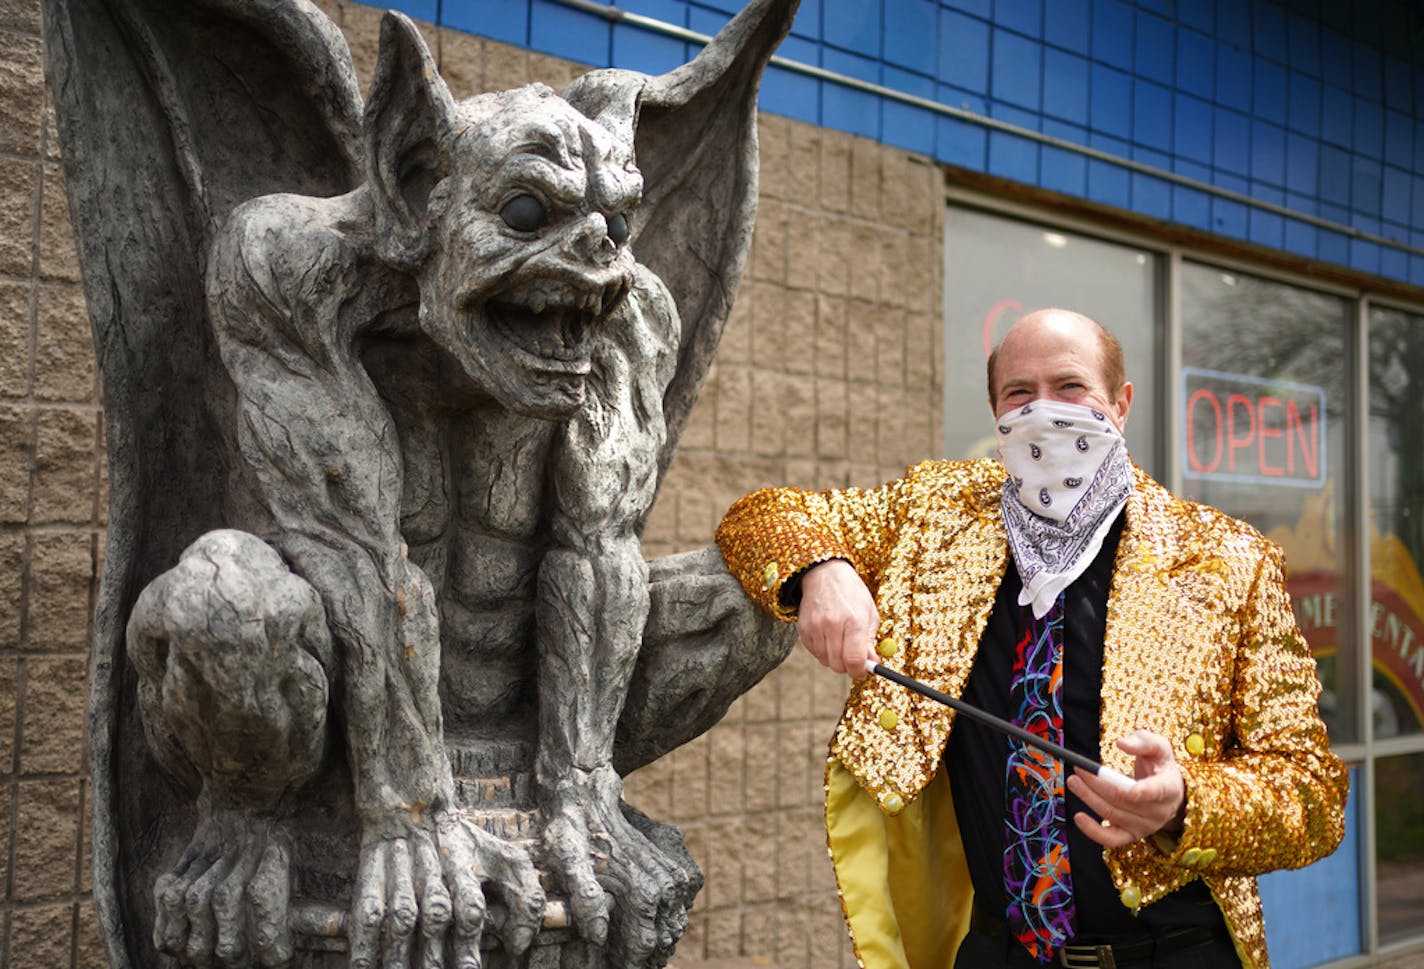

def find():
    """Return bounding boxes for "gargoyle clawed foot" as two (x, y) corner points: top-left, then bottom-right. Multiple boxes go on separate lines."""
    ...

(542, 767), (699, 969)
(153, 811), (295, 968)
(351, 809), (545, 969)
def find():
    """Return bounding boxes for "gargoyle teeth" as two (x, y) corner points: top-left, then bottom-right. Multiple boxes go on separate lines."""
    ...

(530, 291), (548, 315)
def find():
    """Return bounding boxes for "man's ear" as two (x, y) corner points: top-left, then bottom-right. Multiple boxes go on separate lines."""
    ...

(365, 11), (454, 268)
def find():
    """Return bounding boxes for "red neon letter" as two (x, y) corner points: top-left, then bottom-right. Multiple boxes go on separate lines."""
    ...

(1256, 396), (1284, 476)
(1226, 394), (1256, 472)
(1287, 400), (1320, 479)
(1186, 389), (1223, 474)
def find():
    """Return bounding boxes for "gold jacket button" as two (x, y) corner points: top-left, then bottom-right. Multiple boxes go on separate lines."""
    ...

(876, 636), (900, 659)
(1180, 847), (1203, 867)
(1120, 885), (1142, 911)
(1196, 847), (1218, 866)
(881, 791), (905, 815)
(1185, 733), (1206, 757)
(879, 708), (899, 730)
(761, 561), (779, 589)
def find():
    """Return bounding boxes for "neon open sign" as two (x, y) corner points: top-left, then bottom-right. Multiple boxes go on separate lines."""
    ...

(1182, 368), (1327, 488)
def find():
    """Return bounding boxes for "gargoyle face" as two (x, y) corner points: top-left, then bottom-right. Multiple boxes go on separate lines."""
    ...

(418, 87), (641, 418)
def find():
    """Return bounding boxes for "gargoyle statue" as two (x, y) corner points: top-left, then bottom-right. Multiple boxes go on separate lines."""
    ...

(42, 0), (799, 966)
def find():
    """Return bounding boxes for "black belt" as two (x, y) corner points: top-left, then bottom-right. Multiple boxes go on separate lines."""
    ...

(969, 901), (1227, 969)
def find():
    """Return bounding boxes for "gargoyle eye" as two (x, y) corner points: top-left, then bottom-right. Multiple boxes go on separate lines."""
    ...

(607, 212), (630, 246)
(501, 194), (546, 233)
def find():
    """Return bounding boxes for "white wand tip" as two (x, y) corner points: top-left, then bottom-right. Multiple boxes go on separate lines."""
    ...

(864, 658), (878, 674)
(1098, 766), (1137, 793)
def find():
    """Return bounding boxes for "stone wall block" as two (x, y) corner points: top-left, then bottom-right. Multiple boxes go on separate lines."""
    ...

(748, 281), (786, 365)
(0, 30), (42, 155)
(741, 815), (777, 905)
(38, 164), (80, 282)
(750, 199), (787, 284)
(700, 817), (742, 911)
(814, 217), (849, 298)
(812, 295), (845, 380)
(782, 206), (819, 292)
(849, 137), (881, 221)
(780, 373), (817, 460)
(12, 777), (80, 899)
(25, 531), (93, 651)
(525, 50), (582, 89)
(741, 899), (774, 954)
(879, 231), (910, 311)
(708, 724), (746, 816)
(750, 368), (787, 458)
(847, 224), (880, 305)
(0, 658), (14, 770)
(704, 907), (742, 960)
(670, 734), (709, 819)
(787, 123), (819, 204)
(434, 29), (484, 99)
(713, 365), (752, 454)
(757, 114), (791, 202)
(741, 673), (778, 724)
(0, 533), (21, 650)
(781, 289), (816, 377)
(10, 900), (77, 966)
(77, 898), (108, 968)
(874, 308), (906, 387)
(906, 390), (936, 461)
(641, 487), (678, 548)
(905, 312), (935, 393)
(720, 279), (754, 365)
(478, 38), (531, 93)
(678, 373), (717, 451)
(0, 0), (40, 33)
(0, 404), (33, 522)
(20, 655), (86, 773)
(782, 458), (819, 491)
(622, 759), (673, 820)
(34, 285), (94, 402)
(807, 894), (853, 968)
(0, 279), (30, 397)
(0, 157), (37, 277)
(818, 137), (851, 214)
(844, 301), (877, 384)
(30, 406), (97, 523)
(772, 652), (814, 723)
(814, 378), (847, 461)
(875, 385), (907, 469)
(774, 722), (815, 811)
(742, 723), (778, 813)
(846, 381), (877, 462)
(809, 666), (849, 721)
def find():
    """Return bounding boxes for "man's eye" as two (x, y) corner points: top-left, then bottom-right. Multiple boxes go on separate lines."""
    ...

(501, 194), (546, 232)
(607, 212), (630, 245)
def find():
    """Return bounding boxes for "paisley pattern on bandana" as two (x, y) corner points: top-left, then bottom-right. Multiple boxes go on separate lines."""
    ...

(1003, 594), (1074, 963)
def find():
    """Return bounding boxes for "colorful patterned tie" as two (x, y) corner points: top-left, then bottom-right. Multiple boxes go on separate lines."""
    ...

(1003, 593), (1075, 962)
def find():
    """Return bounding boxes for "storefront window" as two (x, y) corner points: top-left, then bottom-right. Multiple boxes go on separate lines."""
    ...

(1178, 263), (1358, 743)
(1376, 751), (1424, 943)
(942, 207), (1159, 470)
(1368, 307), (1424, 740)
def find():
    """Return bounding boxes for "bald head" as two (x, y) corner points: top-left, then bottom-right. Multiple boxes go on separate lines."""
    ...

(986, 309), (1132, 428)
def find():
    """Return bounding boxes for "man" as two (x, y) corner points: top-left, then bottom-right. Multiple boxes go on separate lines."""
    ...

(715, 309), (1347, 969)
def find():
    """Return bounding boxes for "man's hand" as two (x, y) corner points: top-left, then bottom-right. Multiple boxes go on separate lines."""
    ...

(1067, 730), (1186, 847)
(796, 560), (879, 677)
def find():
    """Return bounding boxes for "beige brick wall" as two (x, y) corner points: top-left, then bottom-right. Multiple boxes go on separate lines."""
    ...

(0, 1), (943, 965)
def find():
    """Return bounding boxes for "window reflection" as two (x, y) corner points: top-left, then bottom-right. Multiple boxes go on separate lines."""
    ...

(1377, 752), (1424, 942)
(1179, 263), (1357, 743)
(941, 207), (1159, 471)
(1368, 307), (1424, 740)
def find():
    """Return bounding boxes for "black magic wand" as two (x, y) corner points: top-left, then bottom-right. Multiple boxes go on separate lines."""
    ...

(864, 659), (1137, 792)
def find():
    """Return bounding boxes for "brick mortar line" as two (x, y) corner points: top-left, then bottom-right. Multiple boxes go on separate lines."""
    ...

(0, 523), (106, 533)
(0, 398), (103, 411)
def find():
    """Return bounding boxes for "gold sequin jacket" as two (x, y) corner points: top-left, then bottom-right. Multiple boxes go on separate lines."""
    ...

(716, 459), (1348, 969)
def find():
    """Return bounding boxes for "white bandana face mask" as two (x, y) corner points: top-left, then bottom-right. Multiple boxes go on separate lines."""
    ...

(995, 399), (1132, 617)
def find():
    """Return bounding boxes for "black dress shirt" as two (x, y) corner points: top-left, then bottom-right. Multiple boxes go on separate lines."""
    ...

(943, 512), (1224, 941)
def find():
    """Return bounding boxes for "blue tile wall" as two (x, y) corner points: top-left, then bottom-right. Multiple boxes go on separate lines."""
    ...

(362, 0), (1424, 289)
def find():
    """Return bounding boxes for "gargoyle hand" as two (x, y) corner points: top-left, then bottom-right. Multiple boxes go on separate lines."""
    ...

(542, 766), (698, 969)
(153, 810), (296, 968)
(350, 808), (545, 969)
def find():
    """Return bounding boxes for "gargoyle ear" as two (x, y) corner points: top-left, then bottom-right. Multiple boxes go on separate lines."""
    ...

(365, 11), (455, 268)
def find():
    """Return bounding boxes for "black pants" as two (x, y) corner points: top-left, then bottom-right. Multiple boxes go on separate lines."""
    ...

(952, 925), (1241, 968)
